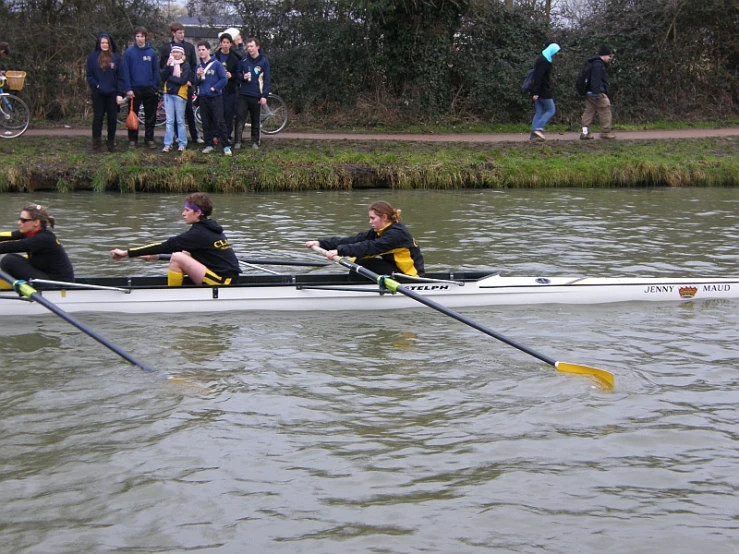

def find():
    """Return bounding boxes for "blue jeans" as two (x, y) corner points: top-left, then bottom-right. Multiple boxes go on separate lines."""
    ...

(531, 98), (556, 132)
(164, 94), (187, 148)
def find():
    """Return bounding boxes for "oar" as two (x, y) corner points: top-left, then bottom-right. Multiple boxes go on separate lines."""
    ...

(239, 257), (329, 268)
(0, 269), (176, 381)
(310, 246), (615, 389)
(157, 254), (328, 268)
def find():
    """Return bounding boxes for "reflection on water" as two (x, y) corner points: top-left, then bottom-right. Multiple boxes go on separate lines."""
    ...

(1, 189), (738, 553)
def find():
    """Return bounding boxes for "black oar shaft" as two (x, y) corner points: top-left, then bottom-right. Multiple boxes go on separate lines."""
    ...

(239, 258), (329, 267)
(159, 254), (328, 267)
(318, 248), (613, 388)
(339, 260), (554, 367)
(0, 270), (158, 375)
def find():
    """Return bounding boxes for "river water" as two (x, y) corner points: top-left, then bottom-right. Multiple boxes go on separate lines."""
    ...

(1, 188), (738, 553)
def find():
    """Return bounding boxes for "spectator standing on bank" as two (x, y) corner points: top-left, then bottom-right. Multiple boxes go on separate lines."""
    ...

(234, 38), (271, 150)
(214, 32), (242, 143)
(160, 45), (191, 152)
(123, 27), (160, 149)
(581, 45), (616, 140)
(85, 33), (125, 153)
(159, 22), (203, 144)
(529, 43), (560, 142)
(195, 41), (232, 157)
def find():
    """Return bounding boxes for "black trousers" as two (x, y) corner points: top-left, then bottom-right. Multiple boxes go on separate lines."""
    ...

(199, 95), (231, 147)
(127, 87), (159, 143)
(91, 91), (118, 142)
(234, 95), (261, 145)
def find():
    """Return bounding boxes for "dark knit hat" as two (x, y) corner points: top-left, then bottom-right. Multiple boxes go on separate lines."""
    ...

(598, 45), (612, 56)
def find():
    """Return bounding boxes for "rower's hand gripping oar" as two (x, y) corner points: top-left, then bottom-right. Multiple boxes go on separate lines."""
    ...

(311, 246), (615, 389)
(0, 269), (189, 384)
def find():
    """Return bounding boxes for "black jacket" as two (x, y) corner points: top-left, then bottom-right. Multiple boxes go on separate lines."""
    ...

(531, 54), (554, 99)
(319, 222), (425, 277)
(160, 40), (198, 74)
(0, 229), (74, 280)
(127, 218), (240, 278)
(214, 48), (242, 95)
(587, 57), (609, 95)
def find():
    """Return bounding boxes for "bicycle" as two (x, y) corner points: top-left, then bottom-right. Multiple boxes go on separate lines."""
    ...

(117, 93), (166, 128)
(193, 92), (288, 135)
(119, 90), (288, 135)
(0, 71), (31, 139)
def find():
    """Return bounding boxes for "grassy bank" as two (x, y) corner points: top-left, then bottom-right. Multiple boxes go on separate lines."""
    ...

(1, 135), (738, 192)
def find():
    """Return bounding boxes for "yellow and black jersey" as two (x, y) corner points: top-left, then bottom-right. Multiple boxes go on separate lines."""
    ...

(319, 222), (424, 277)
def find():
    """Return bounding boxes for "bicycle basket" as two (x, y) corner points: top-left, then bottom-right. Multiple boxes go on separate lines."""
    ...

(5, 71), (27, 91)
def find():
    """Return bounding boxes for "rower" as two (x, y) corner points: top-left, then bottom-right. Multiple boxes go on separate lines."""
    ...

(305, 200), (425, 277)
(0, 203), (75, 290)
(109, 192), (240, 286)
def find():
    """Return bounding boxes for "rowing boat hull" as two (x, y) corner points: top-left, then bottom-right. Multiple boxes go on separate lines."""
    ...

(1, 272), (737, 316)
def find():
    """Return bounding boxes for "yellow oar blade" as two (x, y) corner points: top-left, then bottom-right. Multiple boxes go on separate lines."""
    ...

(555, 361), (615, 389)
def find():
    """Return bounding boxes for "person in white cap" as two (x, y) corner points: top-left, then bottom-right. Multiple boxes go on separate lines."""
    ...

(220, 28), (244, 55)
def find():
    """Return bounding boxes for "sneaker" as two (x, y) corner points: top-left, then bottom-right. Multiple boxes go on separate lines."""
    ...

(252, 142), (260, 150)
(178, 145), (187, 152)
(202, 146), (214, 154)
(196, 137), (205, 144)
(162, 145), (171, 152)
(580, 133), (594, 140)
(601, 133), (617, 140)
(128, 141), (137, 148)
(233, 142), (242, 149)
(224, 147), (232, 157)
(533, 130), (546, 141)
(146, 141), (157, 150)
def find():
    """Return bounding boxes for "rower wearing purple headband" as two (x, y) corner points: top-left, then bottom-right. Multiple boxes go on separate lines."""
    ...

(109, 192), (240, 286)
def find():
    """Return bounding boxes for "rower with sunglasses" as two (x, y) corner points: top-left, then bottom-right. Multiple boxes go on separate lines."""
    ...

(0, 204), (75, 289)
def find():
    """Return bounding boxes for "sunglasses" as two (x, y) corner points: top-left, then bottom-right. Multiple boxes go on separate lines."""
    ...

(18, 217), (34, 223)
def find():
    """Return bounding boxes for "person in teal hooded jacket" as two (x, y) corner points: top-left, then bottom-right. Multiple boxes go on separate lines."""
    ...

(529, 43), (560, 141)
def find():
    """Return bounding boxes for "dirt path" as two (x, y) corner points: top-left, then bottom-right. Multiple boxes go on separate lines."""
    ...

(22, 126), (739, 142)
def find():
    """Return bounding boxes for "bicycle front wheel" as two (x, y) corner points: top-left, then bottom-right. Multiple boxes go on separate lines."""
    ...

(260, 94), (288, 134)
(0, 94), (31, 138)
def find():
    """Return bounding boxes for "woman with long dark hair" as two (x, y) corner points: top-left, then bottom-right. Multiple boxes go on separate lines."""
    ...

(85, 33), (125, 152)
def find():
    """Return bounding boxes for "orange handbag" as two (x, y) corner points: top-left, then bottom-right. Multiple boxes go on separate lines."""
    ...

(125, 98), (139, 131)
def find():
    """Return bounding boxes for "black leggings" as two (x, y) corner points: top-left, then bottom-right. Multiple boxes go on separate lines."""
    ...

(91, 91), (118, 142)
(0, 254), (50, 281)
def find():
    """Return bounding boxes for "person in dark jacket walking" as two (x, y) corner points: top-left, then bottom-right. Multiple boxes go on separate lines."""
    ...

(109, 192), (240, 286)
(234, 38), (271, 149)
(580, 45), (616, 140)
(159, 22), (202, 144)
(305, 200), (425, 277)
(123, 27), (160, 149)
(529, 43), (560, 141)
(86, 33), (125, 152)
(0, 203), (74, 286)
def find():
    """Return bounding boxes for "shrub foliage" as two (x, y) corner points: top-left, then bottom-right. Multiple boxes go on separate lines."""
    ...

(1, 0), (736, 125)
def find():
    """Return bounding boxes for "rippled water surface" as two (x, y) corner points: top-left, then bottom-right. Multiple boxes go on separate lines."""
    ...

(1, 189), (738, 553)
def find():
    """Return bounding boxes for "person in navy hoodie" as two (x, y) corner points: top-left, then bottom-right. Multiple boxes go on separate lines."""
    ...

(195, 41), (232, 156)
(213, 32), (242, 143)
(123, 27), (160, 149)
(234, 38), (270, 150)
(86, 33), (125, 152)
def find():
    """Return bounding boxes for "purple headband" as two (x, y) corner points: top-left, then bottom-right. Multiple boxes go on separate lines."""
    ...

(184, 202), (201, 212)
